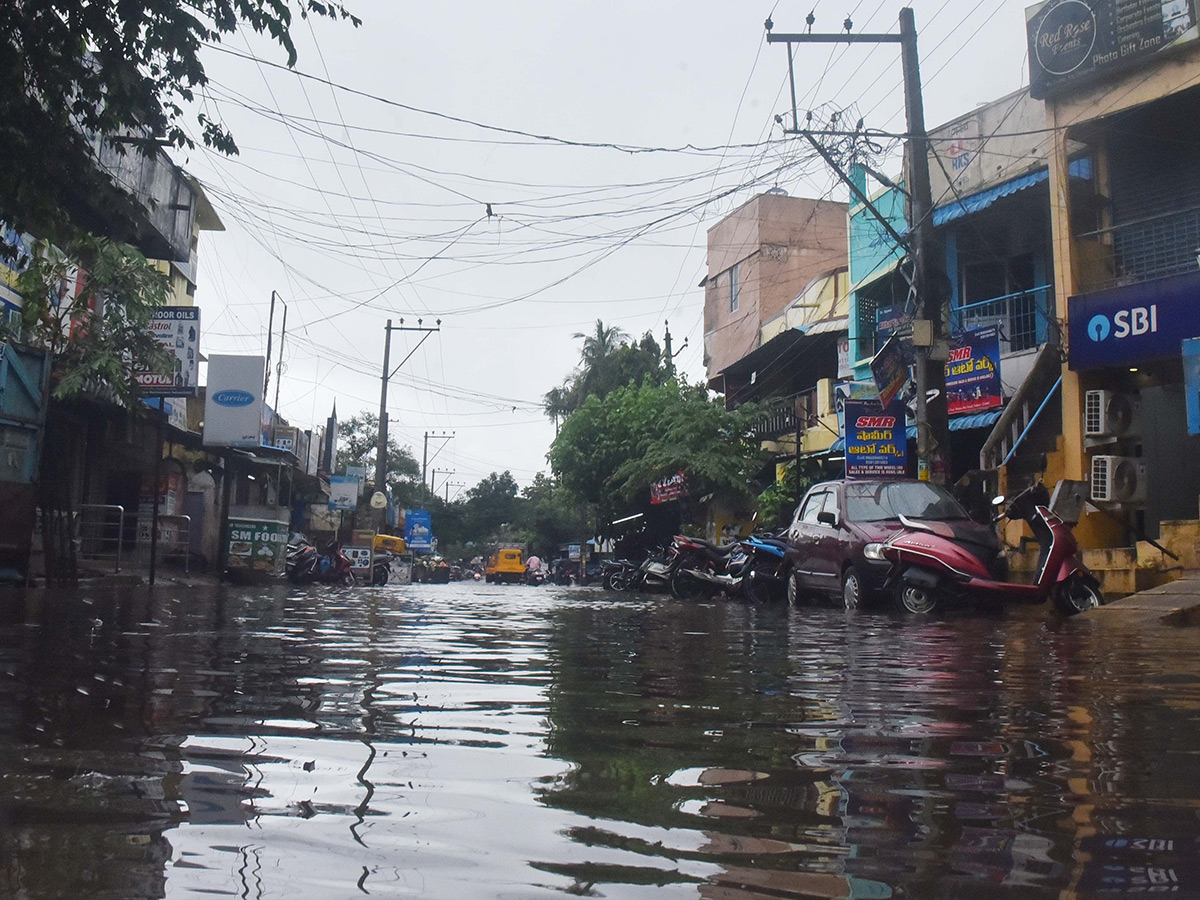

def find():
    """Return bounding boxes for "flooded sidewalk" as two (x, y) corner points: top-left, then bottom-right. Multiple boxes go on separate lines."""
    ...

(1, 581), (1199, 898)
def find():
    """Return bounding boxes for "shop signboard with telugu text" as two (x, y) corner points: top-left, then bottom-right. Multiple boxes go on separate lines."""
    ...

(136, 306), (200, 396)
(1028, 0), (1199, 99)
(650, 471), (688, 505)
(844, 398), (908, 478)
(945, 326), (1003, 415)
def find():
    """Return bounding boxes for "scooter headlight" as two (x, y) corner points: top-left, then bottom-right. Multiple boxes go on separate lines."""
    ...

(863, 542), (886, 561)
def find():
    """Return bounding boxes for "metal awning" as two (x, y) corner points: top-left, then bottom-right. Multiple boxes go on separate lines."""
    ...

(933, 158), (1092, 227)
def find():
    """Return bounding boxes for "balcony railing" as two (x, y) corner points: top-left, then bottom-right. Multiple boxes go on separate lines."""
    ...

(753, 399), (799, 440)
(1077, 206), (1200, 293)
(951, 285), (1054, 353)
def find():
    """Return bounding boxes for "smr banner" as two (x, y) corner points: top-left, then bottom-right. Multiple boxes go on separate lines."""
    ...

(844, 398), (908, 478)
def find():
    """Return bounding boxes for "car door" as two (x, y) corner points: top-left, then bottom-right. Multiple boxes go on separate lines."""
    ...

(812, 484), (857, 592)
(788, 489), (835, 592)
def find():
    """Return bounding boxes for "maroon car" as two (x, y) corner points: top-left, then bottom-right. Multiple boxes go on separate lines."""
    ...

(784, 479), (1003, 609)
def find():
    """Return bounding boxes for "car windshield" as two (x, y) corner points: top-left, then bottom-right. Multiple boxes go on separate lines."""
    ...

(844, 481), (970, 523)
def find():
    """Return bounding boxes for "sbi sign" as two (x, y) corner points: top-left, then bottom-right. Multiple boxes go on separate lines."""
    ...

(1069, 272), (1200, 371)
(1086, 306), (1159, 343)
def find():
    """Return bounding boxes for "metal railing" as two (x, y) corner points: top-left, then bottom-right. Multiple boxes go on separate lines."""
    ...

(951, 285), (1053, 353)
(753, 398), (799, 439)
(76, 504), (125, 573)
(1077, 205), (1200, 292)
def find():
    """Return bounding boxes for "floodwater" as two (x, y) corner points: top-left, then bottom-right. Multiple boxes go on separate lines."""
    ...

(0, 583), (1198, 899)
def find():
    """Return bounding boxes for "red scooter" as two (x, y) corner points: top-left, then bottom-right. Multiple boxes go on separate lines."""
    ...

(877, 482), (1103, 615)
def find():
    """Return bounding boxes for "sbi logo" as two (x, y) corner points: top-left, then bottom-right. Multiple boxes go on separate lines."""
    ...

(1086, 305), (1158, 342)
(213, 389), (255, 407)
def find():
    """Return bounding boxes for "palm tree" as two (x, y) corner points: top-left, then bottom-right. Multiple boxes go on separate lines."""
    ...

(573, 319), (628, 397)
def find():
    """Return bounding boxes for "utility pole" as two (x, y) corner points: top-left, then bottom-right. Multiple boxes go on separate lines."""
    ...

(767, 7), (949, 481)
(430, 469), (456, 501)
(271, 300), (287, 444)
(446, 481), (466, 503)
(376, 318), (441, 517)
(422, 431), (454, 498)
(663, 320), (688, 376)
(264, 290), (278, 398)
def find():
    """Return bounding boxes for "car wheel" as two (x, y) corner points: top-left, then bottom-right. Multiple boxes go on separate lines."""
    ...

(893, 579), (939, 615)
(1054, 574), (1103, 616)
(842, 565), (864, 610)
(786, 567), (809, 606)
(372, 566), (388, 586)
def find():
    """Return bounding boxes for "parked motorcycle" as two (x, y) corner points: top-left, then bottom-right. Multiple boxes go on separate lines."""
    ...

(877, 482), (1103, 615)
(601, 558), (639, 591)
(287, 536), (357, 586)
(668, 535), (741, 600)
(736, 533), (791, 602)
(620, 545), (679, 594)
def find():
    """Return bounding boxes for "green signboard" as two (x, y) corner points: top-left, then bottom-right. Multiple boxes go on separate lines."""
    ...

(226, 518), (288, 576)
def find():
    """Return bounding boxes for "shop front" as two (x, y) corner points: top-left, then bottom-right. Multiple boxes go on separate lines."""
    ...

(1068, 269), (1200, 536)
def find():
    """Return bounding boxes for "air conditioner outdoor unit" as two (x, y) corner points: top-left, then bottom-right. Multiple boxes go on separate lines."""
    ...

(1084, 389), (1141, 438)
(1091, 454), (1147, 504)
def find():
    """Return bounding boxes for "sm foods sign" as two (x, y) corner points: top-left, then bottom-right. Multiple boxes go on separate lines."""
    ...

(203, 355), (266, 447)
(1068, 272), (1200, 370)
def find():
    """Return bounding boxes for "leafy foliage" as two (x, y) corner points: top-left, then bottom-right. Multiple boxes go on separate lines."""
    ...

(543, 320), (668, 421)
(0, 0), (358, 242)
(12, 234), (173, 402)
(335, 412), (421, 502)
(549, 379), (767, 525)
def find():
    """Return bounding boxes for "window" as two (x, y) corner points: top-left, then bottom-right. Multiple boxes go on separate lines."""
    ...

(844, 481), (968, 523)
(799, 491), (828, 524)
(729, 263), (740, 312)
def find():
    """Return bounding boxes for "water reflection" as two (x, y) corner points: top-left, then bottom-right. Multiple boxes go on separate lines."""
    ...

(0, 583), (1198, 897)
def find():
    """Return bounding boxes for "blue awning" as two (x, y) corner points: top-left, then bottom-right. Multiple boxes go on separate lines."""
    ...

(933, 158), (1092, 227)
(822, 413), (999, 455)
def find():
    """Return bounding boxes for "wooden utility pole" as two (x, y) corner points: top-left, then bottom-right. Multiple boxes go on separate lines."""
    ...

(767, 7), (949, 481)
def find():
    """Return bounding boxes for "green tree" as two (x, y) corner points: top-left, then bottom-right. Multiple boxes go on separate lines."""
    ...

(1, 0), (359, 242)
(461, 471), (522, 541)
(543, 323), (668, 422)
(549, 379), (766, 528)
(13, 234), (173, 402)
(334, 412), (421, 504)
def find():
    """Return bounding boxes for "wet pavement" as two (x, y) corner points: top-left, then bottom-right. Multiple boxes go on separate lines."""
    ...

(1, 581), (1199, 899)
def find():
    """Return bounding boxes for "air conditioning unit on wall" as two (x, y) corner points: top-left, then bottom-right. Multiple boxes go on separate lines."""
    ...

(1084, 389), (1141, 438)
(1091, 454), (1147, 505)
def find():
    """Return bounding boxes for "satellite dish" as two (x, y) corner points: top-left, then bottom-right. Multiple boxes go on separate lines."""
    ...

(369, 491), (388, 510)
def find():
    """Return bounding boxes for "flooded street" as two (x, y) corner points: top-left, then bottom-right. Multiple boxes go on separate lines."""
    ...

(1, 582), (1199, 899)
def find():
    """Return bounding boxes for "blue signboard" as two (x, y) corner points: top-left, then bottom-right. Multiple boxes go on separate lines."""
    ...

(1068, 271), (1200, 370)
(405, 509), (434, 552)
(844, 398), (908, 478)
(1185, 338), (1200, 436)
(945, 326), (1003, 415)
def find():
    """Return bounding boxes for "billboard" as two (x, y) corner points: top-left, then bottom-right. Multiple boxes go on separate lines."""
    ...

(1028, 0), (1198, 98)
(329, 475), (358, 511)
(203, 355), (265, 448)
(844, 398), (908, 478)
(945, 326), (1003, 415)
(136, 306), (200, 397)
(405, 509), (434, 552)
(650, 471), (688, 505)
(870, 335), (910, 409)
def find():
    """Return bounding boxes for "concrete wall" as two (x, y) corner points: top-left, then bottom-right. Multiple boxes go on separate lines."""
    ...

(703, 193), (847, 382)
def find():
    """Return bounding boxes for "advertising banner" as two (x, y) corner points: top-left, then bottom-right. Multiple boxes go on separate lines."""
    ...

(136, 306), (200, 396)
(345, 466), (368, 497)
(405, 509), (434, 552)
(870, 335), (910, 409)
(650, 471), (688, 505)
(844, 398), (908, 478)
(329, 475), (358, 511)
(203, 355), (265, 448)
(1028, 0), (1198, 99)
(226, 518), (288, 576)
(343, 546), (373, 573)
(945, 326), (1003, 415)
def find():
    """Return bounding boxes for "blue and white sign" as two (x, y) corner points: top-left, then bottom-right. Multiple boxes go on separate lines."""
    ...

(405, 509), (434, 552)
(844, 397), (908, 478)
(203, 355), (266, 448)
(1068, 271), (1200, 370)
(329, 475), (358, 511)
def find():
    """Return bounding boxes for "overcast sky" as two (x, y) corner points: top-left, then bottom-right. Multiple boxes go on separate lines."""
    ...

(181, 0), (1033, 494)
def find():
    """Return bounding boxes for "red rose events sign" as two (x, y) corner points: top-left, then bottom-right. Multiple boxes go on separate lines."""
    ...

(650, 471), (688, 505)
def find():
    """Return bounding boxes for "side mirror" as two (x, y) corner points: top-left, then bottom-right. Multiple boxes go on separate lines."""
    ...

(817, 510), (838, 527)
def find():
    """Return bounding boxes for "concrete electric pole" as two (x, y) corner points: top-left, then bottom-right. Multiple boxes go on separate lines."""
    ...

(376, 318), (441, 514)
(767, 6), (949, 481)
